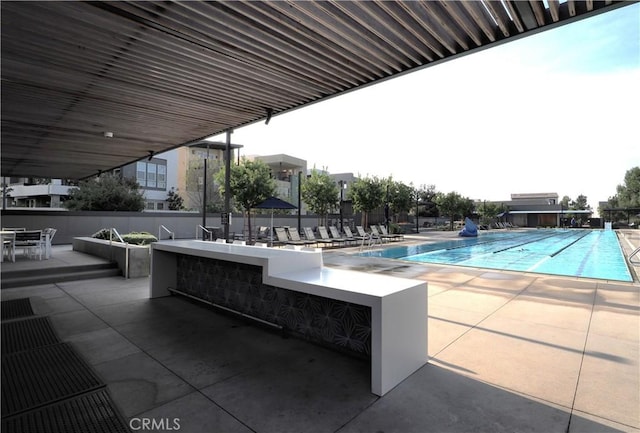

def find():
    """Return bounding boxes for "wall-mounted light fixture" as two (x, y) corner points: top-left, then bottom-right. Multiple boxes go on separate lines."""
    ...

(103, 131), (113, 138)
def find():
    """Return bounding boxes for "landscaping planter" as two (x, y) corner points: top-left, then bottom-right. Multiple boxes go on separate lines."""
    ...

(72, 237), (150, 278)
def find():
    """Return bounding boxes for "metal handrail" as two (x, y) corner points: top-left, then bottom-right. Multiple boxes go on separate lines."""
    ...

(196, 225), (211, 240)
(159, 225), (175, 240)
(109, 228), (129, 279)
(630, 246), (640, 264)
(109, 227), (125, 244)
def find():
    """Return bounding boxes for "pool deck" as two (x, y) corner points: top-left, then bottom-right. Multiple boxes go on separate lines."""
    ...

(1, 229), (638, 432)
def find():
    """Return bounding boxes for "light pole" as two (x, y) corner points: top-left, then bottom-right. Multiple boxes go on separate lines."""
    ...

(339, 180), (345, 233)
(415, 189), (420, 234)
(385, 184), (390, 231)
(223, 129), (233, 242)
(201, 143), (209, 240)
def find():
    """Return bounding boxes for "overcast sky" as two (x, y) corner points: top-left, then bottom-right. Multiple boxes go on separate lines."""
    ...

(212, 3), (639, 210)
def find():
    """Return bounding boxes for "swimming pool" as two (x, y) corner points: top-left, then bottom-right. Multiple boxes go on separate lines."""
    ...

(357, 229), (633, 282)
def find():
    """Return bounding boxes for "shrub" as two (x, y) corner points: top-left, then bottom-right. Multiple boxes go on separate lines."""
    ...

(91, 229), (157, 245)
(122, 232), (158, 245)
(91, 228), (112, 240)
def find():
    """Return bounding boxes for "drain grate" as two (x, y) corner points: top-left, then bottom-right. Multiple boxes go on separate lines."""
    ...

(1, 343), (104, 418)
(2, 316), (61, 355)
(1, 389), (130, 433)
(1, 298), (34, 321)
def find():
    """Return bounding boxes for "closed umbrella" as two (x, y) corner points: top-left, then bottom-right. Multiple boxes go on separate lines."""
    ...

(254, 196), (297, 246)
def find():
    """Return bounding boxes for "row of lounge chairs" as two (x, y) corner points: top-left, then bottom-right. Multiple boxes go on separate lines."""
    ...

(272, 225), (404, 248)
(491, 222), (517, 229)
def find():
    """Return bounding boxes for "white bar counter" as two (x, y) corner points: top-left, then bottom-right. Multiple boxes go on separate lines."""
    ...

(150, 240), (427, 396)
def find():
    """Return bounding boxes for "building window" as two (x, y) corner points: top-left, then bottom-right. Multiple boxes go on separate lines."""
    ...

(135, 160), (167, 190)
(157, 165), (166, 189)
(147, 163), (157, 188)
(156, 202), (164, 210)
(136, 162), (146, 186)
(146, 202), (155, 210)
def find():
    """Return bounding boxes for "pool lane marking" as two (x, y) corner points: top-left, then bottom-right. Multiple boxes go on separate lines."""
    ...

(492, 232), (562, 254)
(549, 231), (592, 257)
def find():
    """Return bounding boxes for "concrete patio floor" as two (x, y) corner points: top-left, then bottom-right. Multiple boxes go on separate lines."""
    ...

(1, 232), (639, 433)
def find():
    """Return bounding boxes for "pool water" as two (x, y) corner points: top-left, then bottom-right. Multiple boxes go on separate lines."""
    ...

(357, 229), (633, 282)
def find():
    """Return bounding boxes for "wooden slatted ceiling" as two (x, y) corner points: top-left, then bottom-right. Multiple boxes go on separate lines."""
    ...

(0, 0), (629, 180)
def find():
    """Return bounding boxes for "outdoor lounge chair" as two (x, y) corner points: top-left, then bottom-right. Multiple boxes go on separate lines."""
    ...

(303, 227), (333, 247)
(378, 225), (403, 241)
(286, 227), (315, 246)
(255, 226), (271, 242)
(318, 226), (347, 247)
(274, 227), (302, 246)
(344, 226), (366, 243)
(329, 226), (356, 246)
(356, 226), (381, 243)
(369, 225), (391, 243)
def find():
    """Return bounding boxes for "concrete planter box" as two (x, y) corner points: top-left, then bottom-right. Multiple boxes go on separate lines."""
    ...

(72, 237), (150, 278)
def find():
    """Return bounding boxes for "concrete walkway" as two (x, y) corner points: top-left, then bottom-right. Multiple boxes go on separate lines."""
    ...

(1, 235), (638, 432)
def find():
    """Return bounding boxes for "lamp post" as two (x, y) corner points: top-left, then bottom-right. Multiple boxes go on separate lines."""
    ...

(385, 184), (390, 232)
(223, 129), (233, 242)
(298, 171), (302, 233)
(338, 180), (347, 233)
(561, 202), (564, 229)
(415, 189), (420, 234)
(201, 143), (209, 240)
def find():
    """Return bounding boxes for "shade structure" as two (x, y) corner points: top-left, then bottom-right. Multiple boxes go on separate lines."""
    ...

(254, 197), (298, 246)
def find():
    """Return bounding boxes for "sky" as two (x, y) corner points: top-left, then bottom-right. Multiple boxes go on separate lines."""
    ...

(211, 3), (639, 211)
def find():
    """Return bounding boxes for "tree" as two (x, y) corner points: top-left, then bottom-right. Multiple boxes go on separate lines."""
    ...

(477, 201), (502, 226)
(570, 194), (590, 210)
(349, 175), (385, 228)
(616, 166), (640, 208)
(414, 184), (438, 217)
(64, 173), (145, 211)
(386, 179), (413, 224)
(217, 158), (276, 242)
(604, 166), (640, 224)
(434, 191), (474, 230)
(185, 159), (224, 212)
(166, 188), (184, 211)
(301, 169), (339, 226)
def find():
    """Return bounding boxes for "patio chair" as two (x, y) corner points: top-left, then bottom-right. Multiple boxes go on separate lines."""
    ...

(1, 231), (16, 263)
(318, 226), (347, 247)
(329, 226), (356, 246)
(14, 230), (45, 260)
(43, 227), (57, 258)
(303, 227), (333, 248)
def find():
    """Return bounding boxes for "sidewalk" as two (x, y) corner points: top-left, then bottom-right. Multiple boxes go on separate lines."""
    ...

(1, 242), (638, 432)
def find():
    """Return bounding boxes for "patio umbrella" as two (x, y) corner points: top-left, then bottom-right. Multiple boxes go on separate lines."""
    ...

(254, 196), (297, 246)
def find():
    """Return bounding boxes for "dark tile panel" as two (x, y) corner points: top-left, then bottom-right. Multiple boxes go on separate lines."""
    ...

(176, 254), (371, 357)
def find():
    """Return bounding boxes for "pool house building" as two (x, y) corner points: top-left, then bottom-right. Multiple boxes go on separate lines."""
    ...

(482, 192), (594, 228)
